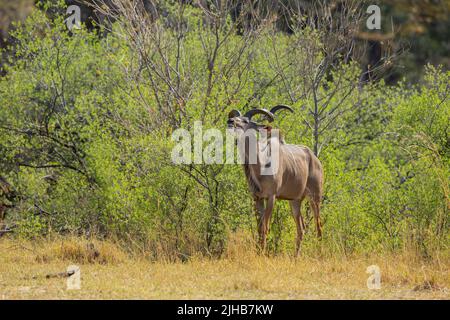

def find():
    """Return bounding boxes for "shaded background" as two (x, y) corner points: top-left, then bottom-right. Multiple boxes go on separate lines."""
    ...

(1, 0), (449, 82)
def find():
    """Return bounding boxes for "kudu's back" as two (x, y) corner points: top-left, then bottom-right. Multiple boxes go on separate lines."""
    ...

(265, 141), (323, 202)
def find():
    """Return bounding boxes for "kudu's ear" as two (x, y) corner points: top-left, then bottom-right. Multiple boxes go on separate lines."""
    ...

(228, 110), (241, 118)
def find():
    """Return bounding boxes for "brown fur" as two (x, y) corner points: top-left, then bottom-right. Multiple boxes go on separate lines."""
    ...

(228, 116), (323, 256)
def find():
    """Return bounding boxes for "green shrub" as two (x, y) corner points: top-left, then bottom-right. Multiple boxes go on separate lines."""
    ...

(0, 3), (448, 257)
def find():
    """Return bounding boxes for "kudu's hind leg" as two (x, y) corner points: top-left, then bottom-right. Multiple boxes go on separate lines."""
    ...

(290, 200), (305, 257)
(310, 196), (323, 238)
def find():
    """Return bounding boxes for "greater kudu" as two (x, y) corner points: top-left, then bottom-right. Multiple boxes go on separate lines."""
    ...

(227, 106), (323, 255)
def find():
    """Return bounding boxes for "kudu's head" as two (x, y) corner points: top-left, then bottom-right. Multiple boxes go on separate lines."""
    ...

(227, 105), (294, 139)
(227, 108), (274, 135)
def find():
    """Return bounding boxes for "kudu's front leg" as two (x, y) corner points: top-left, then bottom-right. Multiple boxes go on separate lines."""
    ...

(254, 198), (265, 251)
(258, 195), (275, 254)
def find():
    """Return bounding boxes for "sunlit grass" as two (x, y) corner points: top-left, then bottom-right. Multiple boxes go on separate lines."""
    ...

(0, 235), (448, 299)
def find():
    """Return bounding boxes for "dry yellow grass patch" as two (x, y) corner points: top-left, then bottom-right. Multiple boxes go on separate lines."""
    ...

(33, 237), (128, 265)
(0, 236), (448, 299)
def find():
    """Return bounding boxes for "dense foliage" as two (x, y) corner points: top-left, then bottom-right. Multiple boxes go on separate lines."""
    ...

(0, 2), (448, 258)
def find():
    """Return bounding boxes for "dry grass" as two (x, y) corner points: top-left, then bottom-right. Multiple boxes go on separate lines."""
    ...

(0, 235), (448, 299)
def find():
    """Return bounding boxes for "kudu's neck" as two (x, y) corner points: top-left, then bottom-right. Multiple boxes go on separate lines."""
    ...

(237, 129), (260, 194)
(240, 127), (278, 194)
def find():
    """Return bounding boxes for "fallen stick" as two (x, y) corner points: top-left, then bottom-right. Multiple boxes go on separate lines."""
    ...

(45, 270), (76, 279)
(29, 270), (77, 280)
(0, 229), (13, 237)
